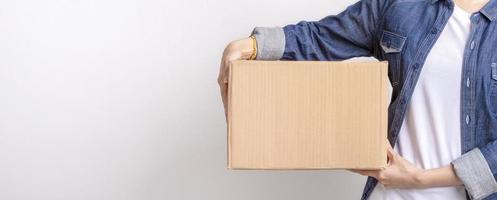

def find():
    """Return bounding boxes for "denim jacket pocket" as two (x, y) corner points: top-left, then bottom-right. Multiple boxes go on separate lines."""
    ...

(380, 31), (407, 53)
(491, 63), (497, 114)
(380, 31), (406, 87)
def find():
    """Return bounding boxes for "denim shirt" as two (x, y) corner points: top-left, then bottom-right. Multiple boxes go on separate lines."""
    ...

(250, 0), (497, 199)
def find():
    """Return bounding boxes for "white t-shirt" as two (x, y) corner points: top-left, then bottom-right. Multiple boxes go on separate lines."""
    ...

(368, 5), (471, 200)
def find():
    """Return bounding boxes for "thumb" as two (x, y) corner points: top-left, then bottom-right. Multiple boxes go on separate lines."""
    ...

(386, 145), (396, 164)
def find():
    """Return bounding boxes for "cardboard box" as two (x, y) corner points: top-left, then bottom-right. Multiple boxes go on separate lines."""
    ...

(227, 60), (388, 170)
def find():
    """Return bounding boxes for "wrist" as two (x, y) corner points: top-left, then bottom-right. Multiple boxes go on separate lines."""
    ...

(228, 38), (255, 60)
(413, 169), (429, 187)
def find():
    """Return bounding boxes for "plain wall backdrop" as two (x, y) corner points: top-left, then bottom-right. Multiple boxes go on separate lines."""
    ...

(0, 0), (370, 199)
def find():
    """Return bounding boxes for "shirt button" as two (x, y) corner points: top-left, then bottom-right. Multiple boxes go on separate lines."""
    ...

(466, 115), (470, 124)
(413, 63), (420, 70)
(430, 27), (438, 34)
(470, 41), (475, 50)
(400, 98), (406, 105)
(466, 77), (470, 87)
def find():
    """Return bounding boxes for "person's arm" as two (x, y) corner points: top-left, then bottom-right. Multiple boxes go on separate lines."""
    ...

(350, 143), (497, 200)
(251, 0), (389, 61)
(418, 165), (462, 187)
(350, 145), (462, 188)
(219, 0), (390, 116)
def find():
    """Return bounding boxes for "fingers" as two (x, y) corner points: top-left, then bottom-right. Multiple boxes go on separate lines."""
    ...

(385, 139), (397, 164)
(386, 138), (392, 149)
(220, 53), (235, 84)
(218, 60), (229, 84)
(218, 43), (247, 121)
(387, 146), (395, 157)
(387, 148), (396, 165)
(218, 55), (230, 120)
(218, 75), (228, 118)
(219, 81), (228, 118)
(218, 50), (229, 84)
(222, 61), (229, 83)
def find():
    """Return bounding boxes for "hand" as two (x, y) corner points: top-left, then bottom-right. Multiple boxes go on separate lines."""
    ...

(218, 37), (255, 119)
(350, 145), (425, 188)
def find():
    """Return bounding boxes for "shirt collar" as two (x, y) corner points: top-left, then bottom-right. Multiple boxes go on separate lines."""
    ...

(481, 0), (497, 21)
(431, 0), (497, 21)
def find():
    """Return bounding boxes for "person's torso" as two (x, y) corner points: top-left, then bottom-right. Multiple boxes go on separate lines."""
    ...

(361, 0), (497, 199)
(368, 4), (471, 199)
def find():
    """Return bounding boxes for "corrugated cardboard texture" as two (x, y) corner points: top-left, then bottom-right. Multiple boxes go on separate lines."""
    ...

(228, 61), (388, 170)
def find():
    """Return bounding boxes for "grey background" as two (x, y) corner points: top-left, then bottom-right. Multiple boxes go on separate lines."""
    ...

(0, 0), (371, 199)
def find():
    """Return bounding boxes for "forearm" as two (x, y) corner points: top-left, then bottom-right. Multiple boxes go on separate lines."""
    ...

(250, 0), (388, 61)
(417, 165), (463, 187)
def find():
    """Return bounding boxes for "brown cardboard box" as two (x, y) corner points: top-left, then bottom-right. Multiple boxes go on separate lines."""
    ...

(227, 60), (388, 170)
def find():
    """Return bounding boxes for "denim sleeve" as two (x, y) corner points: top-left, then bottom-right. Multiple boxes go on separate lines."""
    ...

(452, 148), (497, 200)
(250, 0), (388, 61)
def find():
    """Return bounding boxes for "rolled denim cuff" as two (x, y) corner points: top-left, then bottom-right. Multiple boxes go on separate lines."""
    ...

(251, 27), (285, 60)
(452, 148), (497, 200)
